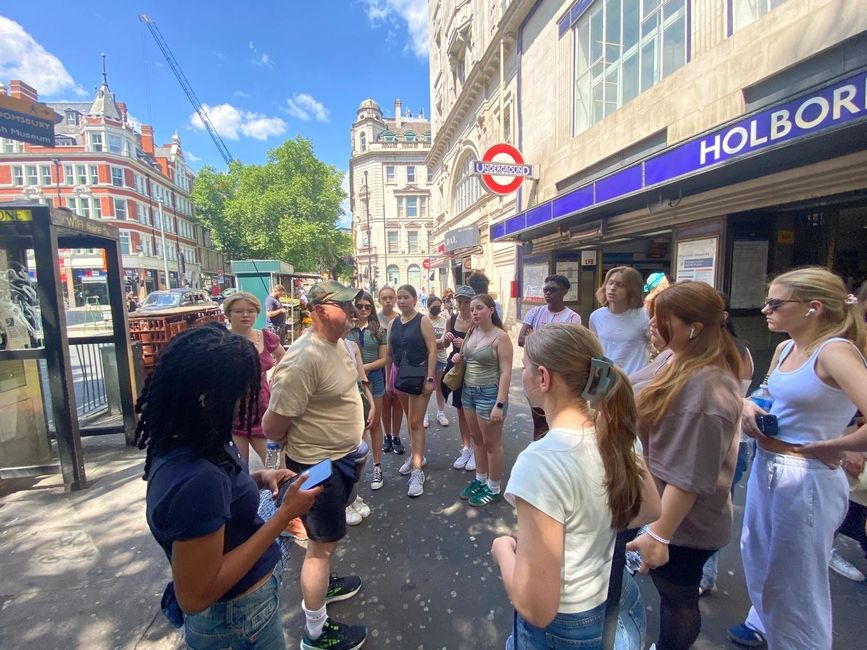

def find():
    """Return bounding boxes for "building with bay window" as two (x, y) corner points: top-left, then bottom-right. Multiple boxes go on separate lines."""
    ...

(0, 75), (228, 304)
(349, 98), (434, 293)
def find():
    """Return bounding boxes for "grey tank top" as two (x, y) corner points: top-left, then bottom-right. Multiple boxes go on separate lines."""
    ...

(464, 334), (500, 386)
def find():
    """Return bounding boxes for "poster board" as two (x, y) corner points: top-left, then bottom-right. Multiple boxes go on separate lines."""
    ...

(730, 239), (769, 309)
(555, 260), (580, 302)
(522, 259), (548, 300)
(675, 237), (718, 286)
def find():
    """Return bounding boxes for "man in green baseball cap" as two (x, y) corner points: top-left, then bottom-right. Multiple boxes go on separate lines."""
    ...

(307, 279), (364, 308)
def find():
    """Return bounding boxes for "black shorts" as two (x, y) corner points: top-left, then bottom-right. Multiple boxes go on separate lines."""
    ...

(284, 455), (356, 543)
(452, 384), (463, 409)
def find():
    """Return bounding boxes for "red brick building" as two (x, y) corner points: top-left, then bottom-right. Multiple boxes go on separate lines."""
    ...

(0, 76), (229, 303)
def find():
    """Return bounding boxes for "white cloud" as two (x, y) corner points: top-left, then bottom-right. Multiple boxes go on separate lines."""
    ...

(361, 0), (429, 58)
(185, 151), (202, 162)
(285, 93), (330, 123)
(190, 103), (287, 141)
(249, 41), (255, 50)
(252, 52), (273, 67)
(0, 16), (88, 96)
(233, 90), (250, 98)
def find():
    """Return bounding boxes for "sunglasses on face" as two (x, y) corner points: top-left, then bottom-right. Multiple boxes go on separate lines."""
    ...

(763, 298), (801, 312)
(355, 303), (372, 310)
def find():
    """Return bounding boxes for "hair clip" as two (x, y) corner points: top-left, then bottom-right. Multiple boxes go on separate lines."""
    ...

(846, 294), (859, 305)
(582, 357), (615, 405)
(198, 393), (207, 408)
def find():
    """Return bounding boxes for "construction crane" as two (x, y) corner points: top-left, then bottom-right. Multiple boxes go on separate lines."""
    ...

(139, 14), (234, 165)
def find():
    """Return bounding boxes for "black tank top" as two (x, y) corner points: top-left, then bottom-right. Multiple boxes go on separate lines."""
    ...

(449, 313), (469, 356)
(389, 312), (427, 365)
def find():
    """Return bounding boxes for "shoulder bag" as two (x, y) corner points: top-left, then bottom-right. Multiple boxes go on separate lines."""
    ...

(395, 349), (426, 395)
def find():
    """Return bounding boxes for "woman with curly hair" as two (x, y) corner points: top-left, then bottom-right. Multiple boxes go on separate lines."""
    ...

(136, 323), (320, 648)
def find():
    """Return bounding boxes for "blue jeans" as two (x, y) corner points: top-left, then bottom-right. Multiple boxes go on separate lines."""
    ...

(506, 570), (645, 649)
(462, 383), (508, 421)
(183, 559), (285, 649)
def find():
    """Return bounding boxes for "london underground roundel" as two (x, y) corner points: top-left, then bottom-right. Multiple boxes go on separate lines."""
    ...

(474, 144), (533, 195)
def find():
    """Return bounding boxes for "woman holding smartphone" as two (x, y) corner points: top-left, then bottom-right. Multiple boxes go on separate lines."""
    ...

(492, 323), (660, 648)
(728, 267), (867, 649)
(386, 284), (437, 497)
(627, 282), (743, 650)
(136, 323), (321, 649)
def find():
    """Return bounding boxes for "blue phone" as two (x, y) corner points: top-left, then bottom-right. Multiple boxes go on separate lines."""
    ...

(275, 459), (332, 505)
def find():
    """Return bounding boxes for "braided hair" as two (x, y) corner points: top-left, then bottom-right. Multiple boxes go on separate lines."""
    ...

(134, 322), (261, 480)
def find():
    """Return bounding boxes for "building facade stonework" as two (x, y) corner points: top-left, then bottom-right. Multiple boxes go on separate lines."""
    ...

(349, 98), (434, 294)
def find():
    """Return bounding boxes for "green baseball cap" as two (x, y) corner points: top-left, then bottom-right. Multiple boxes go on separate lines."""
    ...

(308, 280), (362, 306)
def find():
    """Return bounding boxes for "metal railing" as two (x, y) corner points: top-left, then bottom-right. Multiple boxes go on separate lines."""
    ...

(69, 338), (113, 417)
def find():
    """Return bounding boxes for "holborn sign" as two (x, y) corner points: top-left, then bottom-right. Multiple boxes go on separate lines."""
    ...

(0, 94), (62, 147)
(473, 143), (535, 195)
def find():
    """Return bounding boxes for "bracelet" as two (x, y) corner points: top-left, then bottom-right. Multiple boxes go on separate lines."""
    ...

(645, 527), (670, 545)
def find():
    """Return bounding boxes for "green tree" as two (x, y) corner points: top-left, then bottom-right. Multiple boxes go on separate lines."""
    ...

(191, 137), (352, 275)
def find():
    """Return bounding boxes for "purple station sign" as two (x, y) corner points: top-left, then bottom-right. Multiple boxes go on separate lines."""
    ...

(492, 70), (867, 242)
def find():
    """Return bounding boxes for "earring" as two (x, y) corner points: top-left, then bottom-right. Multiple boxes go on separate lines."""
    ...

(689, 327), (696, 340)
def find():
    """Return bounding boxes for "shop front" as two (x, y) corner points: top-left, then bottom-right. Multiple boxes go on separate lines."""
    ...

(493, 67), (867, 368)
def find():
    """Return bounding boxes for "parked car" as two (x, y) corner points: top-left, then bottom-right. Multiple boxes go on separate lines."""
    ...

(139, 289), (215, 311)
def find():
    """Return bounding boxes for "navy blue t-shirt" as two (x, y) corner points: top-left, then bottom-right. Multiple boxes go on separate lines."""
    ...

(145, 443), (280, 602)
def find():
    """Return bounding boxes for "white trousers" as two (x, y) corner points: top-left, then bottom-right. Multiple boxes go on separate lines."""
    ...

(741, 447), (848, 650)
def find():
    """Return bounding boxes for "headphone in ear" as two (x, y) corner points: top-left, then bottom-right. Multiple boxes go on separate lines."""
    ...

(805, 308), (816, 316)
(689, 326), (696, 340)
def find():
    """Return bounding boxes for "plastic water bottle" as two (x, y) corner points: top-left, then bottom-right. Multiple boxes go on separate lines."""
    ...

(265, 441), (281, 470)
(750, 383), (773, 412)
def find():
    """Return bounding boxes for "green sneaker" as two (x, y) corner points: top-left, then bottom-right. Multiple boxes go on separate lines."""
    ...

(300, 617), (367, 650)
(468, 485), (503, 507)
(459, 479), (486, 500)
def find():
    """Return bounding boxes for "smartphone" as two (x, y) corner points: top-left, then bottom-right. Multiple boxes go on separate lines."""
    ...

(755, 413), (779, 437)
(625, 550), (643, 575)
(275, 459), (333, 505)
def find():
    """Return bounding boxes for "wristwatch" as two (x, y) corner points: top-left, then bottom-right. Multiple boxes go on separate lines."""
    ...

(426, 377), (435, 384)
(495, 401), (505, 409)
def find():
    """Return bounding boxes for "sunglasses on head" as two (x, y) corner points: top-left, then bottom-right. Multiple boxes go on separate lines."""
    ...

(762, 298), (801, 312)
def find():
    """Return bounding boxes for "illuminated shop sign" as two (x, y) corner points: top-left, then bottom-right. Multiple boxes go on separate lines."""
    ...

(492, 70), (867, 241)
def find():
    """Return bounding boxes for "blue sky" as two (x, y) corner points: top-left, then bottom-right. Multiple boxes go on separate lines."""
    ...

(0, 1), (431, 225)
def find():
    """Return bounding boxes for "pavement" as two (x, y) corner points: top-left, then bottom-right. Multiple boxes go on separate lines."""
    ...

(2, 344), (867, 649)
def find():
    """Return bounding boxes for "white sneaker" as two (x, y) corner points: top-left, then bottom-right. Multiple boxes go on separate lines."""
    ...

(399, 456), (426, 475)
(437, 412), (450, 426)
(371, 465), (384, 490)
(465, 451), (476, 472)
(408, 469), (425, 497)
(830, 548), (865, 581)
(352, 496), (371, 518)
(346, 505), (362, 526)
(453, 447), (472, 469)
(423, 414), (430, 428)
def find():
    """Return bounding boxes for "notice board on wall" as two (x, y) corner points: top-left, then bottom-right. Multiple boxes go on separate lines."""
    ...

(675, 237), (718, 286)
(523, 259), (548, 300)
(730, 239), (769, 309)
(555, 260), (580, 302)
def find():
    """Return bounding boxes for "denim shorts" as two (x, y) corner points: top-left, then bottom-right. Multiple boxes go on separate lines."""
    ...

(436, 360), (447, 373)
(368, 368), (385, 398)
(184, 558), (285, 649)
(462, 383), (507, 421)
(507, 569), (645, 650)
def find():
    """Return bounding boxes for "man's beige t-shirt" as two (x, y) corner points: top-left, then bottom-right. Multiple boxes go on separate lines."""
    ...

(268, 331), (363, 464)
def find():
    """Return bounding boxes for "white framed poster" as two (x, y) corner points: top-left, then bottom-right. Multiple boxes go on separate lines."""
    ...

(522, 260), (548, 300)
(555, 260), (580, 302)
(675, 237), (718, 286)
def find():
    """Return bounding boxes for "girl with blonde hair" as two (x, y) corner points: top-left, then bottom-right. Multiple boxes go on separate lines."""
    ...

(589, 267), (650, 374)
(492, 323), (660, 648)
(728, 267), (867, 649)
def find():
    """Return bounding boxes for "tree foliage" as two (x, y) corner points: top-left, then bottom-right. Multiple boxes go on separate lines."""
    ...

(191, 137), (351, 277)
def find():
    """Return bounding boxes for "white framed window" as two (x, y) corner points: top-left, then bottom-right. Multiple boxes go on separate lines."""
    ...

(386, 165), (395, 182)
(427, 168), (433, 183)
(114, 198), (127, 220)
(108, 134), (123, 154)
(90, 132), (104, 152)
(119, 230), (131, 255)
(420, 197), (427, 218)
(386, 264), (399, 285)
(64, 165), (74, 185)
(407, 166), (416, 183)
(2, 138), (15, 153)
(387, 230), (399, 254)
(79, 198), (91, 219)
(94, 197), (103, 219)
(12, 165), (23, 186)
(66, 197), (78, 212)
(76, 165), (87, 185)
(452, 156), (482, 215)
(89, 165), (99, 185)
(406, 196), (418, 217)
(407, 231), (419, 254)
(25, 165), (38, 186)
(732, 0), (787, 33)
(111, 166), (124, 187)
(572, 0), (687, 136)
(40, 165), (52, 186)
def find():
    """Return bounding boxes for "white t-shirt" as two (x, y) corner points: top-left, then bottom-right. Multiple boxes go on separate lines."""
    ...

(588, 307), (650, 375)
(505, 427), (615, 614)
(429, 315), (449, 364)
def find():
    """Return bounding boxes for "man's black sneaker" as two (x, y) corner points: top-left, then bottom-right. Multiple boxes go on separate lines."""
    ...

(325, 574), (362, 604)
(391, 436), (405, 455)
(381, 436), (393, 453)
(300, 617), (367, 650)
